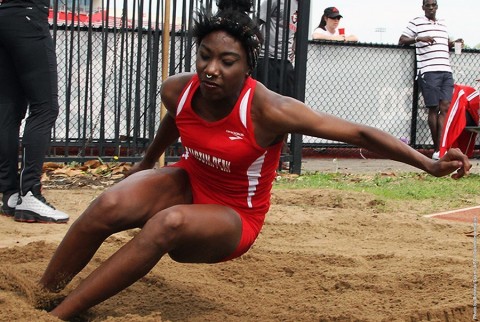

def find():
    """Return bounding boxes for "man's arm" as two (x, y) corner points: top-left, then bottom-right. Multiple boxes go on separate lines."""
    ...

(399, 34), (436, 45)
(398, 34), (416, 45)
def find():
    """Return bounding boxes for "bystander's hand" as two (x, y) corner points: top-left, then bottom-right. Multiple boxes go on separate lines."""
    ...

(418, 36), (436, 44)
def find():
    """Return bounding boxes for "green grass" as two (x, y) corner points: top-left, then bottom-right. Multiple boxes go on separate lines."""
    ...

(274, 172), (480, 201)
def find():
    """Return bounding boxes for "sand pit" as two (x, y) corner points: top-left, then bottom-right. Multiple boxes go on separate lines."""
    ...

(0, 178), (479, 321)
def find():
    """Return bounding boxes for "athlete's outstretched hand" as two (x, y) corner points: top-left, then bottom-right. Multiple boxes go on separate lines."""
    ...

(429, 148), (471, 179)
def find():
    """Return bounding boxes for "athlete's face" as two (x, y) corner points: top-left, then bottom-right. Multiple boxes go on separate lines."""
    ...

(196, 31), (250, 101)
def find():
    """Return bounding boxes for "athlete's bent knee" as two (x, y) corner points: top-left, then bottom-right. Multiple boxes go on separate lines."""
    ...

(143, 206), (188, 249)
(78, 190), (127, 231)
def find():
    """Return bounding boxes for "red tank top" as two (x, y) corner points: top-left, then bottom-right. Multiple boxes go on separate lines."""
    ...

(175, 75), (283, 217)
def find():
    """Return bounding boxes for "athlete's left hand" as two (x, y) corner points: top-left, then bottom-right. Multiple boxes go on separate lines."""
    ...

(430, 148), (471, 179)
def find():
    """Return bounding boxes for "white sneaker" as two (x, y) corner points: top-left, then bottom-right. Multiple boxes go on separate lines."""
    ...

(15, 184), (69, 223)
(432, 151), (440, 160)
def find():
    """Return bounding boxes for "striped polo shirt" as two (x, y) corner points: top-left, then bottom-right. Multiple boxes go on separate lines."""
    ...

(401, 15), (452, 75)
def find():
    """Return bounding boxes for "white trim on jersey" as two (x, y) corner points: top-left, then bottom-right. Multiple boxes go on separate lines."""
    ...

(441, 89), (464, 148)
(239, 88), (251, 129)
(467, 90), (479, 102)
(177, 82), (193, 116)
(246, 152), (266, 208)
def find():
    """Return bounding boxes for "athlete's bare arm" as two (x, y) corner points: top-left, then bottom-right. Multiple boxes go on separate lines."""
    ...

(251, 82), (471, 179)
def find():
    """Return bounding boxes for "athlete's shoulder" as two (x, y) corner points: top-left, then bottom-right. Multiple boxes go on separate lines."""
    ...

(252, 81), (281, 106)
(252, 80), (299, 117)
(161, 73), (196, 113)
(161, 73), (196, 97)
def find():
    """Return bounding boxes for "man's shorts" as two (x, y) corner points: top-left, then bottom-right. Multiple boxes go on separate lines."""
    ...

(418, 71), (454, 107)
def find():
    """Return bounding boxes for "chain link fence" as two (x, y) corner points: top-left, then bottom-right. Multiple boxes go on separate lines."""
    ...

(303, 41), (480, 158)
(50, 26), (163, 161)
(43, 0), (480, 170)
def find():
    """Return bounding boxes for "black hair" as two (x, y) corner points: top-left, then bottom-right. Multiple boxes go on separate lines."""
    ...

(317, 14), (327, 30)
(192, 0), (263, 73)
(216, 0), (253, 12)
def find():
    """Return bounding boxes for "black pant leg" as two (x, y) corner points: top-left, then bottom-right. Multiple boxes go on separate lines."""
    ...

(253, 57), (295, 97)
(0, 9), (28, 194)
(0, 6), (59, 194)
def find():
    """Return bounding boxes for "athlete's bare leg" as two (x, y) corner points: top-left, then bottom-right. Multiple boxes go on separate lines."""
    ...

(40, 168), (243, 321)
(39, 167), (192, 292)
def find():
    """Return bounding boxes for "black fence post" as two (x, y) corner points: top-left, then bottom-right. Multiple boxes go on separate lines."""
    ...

(410, 64), (419, 148)
(290, 0), (310, 175)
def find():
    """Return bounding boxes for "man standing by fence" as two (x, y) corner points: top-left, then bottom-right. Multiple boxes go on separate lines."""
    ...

(0, 0), (69, 223)
(398, 0), (462, 160)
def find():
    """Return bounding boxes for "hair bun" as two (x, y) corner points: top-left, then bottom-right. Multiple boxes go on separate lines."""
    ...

(216, 0), (253, 13)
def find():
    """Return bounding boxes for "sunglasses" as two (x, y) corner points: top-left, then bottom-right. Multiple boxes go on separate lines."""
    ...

(328, 17), (341, 20)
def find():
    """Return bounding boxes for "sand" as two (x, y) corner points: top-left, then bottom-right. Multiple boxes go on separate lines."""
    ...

(1, 161), (479, 322)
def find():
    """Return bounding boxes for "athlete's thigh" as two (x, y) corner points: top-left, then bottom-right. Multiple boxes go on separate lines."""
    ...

(89, 167), (192, 229)
(165, 204), (243, 264)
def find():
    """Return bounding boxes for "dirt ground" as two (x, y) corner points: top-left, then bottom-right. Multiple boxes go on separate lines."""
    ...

(1, 158), (479, 322)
